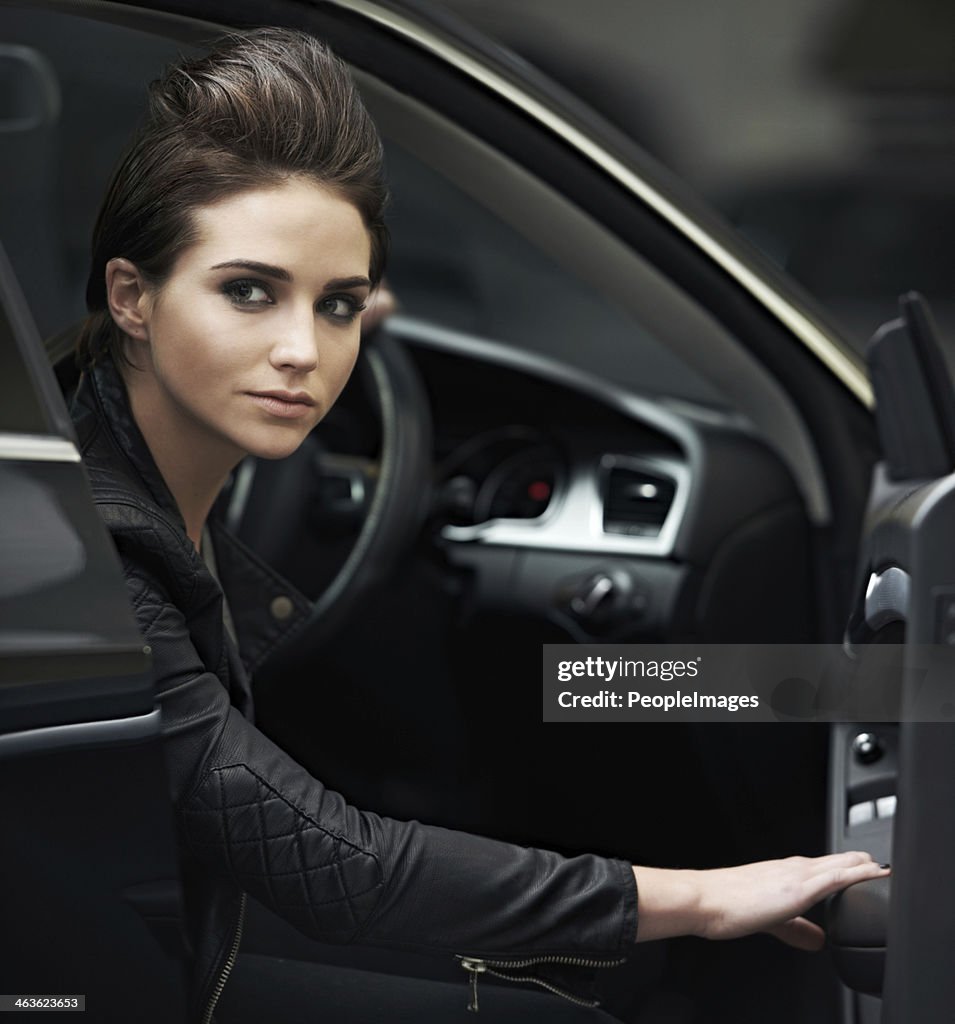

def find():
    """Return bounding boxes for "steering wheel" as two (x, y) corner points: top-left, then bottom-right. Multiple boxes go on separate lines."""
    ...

(50, 324), (433, 657)
(243, 329), (433, 655)
(238, 328), (433, 657)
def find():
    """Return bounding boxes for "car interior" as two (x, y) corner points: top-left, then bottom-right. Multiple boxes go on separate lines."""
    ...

(1, 2), (949, 1022)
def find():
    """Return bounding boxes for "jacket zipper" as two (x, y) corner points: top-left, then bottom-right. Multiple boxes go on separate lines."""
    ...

(201, 892), (247, 1024)
(458, 954), (626, 1012)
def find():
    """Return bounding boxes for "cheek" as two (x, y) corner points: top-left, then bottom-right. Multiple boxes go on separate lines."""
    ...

(149, 303), (238, 379)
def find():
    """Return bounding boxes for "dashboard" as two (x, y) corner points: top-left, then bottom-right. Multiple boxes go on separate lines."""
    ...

(237, 316), (814, 646)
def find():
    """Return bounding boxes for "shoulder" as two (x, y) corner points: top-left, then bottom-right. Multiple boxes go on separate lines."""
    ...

(80, 434), (207, 616)
(109, 501), (203, 610)
(73, 384), (202, 606)
(88, 467), (203, 610)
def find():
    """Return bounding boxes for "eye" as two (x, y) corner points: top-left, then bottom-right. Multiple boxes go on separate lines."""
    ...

(223, 279), (273, 306)
(317, 294), (366, 323)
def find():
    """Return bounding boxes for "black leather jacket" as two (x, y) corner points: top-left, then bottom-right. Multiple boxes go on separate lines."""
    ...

(71, 354), (638, 1022)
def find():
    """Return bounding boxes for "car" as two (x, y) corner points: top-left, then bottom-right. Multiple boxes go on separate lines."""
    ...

(0, 2), (947, 1022)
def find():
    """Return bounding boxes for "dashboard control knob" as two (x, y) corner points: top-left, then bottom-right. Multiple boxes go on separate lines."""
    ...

(852, 732), (884, 765)
(558, 569), (648, 636)
(569, 574), (615, 620)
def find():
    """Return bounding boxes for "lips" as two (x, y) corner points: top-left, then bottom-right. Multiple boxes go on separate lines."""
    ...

(248, 390), (316, 406)
(246, 390), (317, 419)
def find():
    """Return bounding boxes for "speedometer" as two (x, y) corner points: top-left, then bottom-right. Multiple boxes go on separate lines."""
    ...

(473, 445), (563, 522)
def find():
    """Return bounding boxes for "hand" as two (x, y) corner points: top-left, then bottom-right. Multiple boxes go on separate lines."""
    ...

(633, 851), (890, 951)
(361, 281), (397, 335)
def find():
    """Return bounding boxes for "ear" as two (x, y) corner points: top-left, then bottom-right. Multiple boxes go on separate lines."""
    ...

(105, 258), (152, 341)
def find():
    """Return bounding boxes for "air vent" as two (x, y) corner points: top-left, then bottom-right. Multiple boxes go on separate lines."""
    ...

(602, 465), (676, 537)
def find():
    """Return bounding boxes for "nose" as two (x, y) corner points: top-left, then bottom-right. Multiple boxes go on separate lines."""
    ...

(268, 306), (319, 373)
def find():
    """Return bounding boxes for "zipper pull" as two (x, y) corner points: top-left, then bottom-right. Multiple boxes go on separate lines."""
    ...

(459, 957), (486, 1012)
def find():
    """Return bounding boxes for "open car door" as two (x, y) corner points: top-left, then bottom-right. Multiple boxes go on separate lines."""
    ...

(829, 293), (955, 1024)
(0, 243), (189, 1021)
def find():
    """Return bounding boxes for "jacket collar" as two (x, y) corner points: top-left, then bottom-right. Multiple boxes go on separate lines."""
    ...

(78, 353), (188, 532)
(73, 353), (312, 676)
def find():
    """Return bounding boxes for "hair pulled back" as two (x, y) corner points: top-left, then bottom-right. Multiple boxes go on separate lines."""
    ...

(78, 27), (388, 367)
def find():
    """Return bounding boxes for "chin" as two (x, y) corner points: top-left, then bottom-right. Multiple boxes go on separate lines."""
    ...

(242, 429), (312, 462)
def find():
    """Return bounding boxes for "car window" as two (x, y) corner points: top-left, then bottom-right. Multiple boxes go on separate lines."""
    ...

(382, 139), (723, 404)
(0, 7), (722, 406)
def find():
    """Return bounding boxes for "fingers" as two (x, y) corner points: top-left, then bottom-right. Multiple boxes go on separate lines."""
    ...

(765, 916), (825, 952)
(764, 855), (890, 953)
(802, 857), (890, 903)
(797, 850), (875, 870)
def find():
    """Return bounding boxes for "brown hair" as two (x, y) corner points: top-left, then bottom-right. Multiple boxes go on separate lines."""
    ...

(77, 27), (388, 368)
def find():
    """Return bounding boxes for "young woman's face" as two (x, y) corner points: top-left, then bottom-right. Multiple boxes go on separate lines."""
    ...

(135, 177), (372, 463)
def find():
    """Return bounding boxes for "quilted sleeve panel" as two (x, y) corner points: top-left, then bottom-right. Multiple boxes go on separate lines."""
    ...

(122, 563), (385, 939)
(179, 721), (384, 942)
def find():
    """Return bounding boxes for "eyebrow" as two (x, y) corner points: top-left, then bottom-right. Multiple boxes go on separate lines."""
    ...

(211, 260), (291, 282)
(210, 261), (371, 291)
(325, 276), (373, 290)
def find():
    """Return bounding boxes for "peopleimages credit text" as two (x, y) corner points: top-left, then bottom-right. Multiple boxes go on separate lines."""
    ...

(543, 644), (955, 723)
(555, 655), (757, 713)
(558, 691), (758, 711)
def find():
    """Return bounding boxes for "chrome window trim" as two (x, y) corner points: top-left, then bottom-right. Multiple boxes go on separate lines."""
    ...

(0, 433), (80, 462)
(334, 0), (872, 408)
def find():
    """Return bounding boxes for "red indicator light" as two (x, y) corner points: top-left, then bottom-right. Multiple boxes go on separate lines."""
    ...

(527, 480), (551, 502)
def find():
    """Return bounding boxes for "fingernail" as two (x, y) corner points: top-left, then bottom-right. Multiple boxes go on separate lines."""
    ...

(880, 863), (891, 869)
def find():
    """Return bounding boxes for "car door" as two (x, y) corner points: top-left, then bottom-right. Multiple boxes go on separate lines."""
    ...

(0, 244), (189, 1020)
(828, 294), (955, 1024)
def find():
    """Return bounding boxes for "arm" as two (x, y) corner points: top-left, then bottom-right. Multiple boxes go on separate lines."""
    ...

(125, 559), (884, 958)
(124, 561), (634, 958)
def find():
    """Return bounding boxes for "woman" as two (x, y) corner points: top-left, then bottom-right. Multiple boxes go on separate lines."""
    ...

(71, 27), (888, 1023)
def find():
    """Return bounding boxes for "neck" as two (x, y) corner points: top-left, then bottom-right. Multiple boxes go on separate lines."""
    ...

(124, 368), (243, 551)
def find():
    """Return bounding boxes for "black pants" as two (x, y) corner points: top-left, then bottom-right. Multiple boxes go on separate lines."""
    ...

(217, 954), (628, 1023)
(216, 897), (693, 1023)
